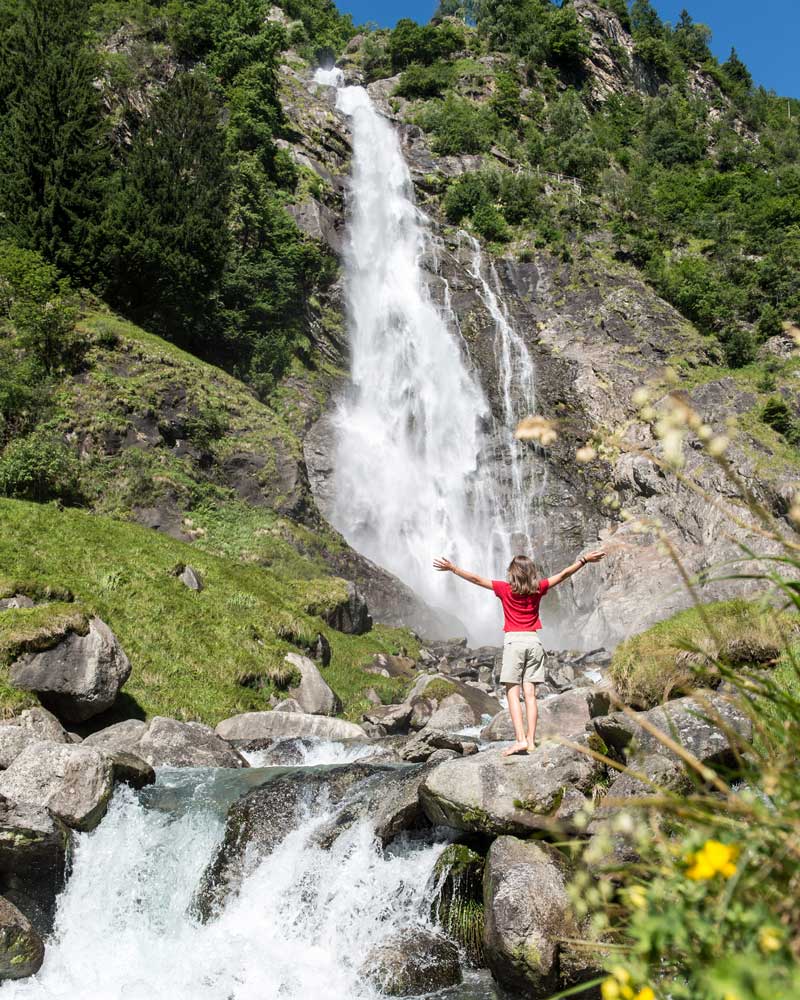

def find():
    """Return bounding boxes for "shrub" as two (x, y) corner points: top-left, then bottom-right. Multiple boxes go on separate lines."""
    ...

(0, 431), (83, 504)
(609, 599), (792, 708)
(388, 18), (464, 73)
(472, 201), (508, 242)
(0, 344), (52, 447)
(416, 95), (499, 155)
(11, 297), (82, 373)
(722, 326), (758, 368)
(443, 172), (496, 223)
(395, 61), (454, 99)
(761, 396), (799, 443)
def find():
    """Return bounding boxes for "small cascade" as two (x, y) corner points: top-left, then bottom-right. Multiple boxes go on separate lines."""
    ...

(2, 761), (497, 1000)
(459, 232), (545, 534)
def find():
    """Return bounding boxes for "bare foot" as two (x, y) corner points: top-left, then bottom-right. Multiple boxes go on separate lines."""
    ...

(501, 741), (528, 757)
(527, 741), (537, 752)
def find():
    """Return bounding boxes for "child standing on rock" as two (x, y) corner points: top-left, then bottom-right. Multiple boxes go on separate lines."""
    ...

(433, 551), (605, 756)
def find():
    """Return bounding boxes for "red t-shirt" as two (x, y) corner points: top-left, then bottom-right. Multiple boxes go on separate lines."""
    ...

(492, 578), (550, 632)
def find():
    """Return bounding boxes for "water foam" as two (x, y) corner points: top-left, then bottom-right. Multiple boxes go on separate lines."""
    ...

(3, 769), (479, 1000)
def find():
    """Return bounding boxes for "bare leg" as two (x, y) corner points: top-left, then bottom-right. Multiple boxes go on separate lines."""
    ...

(523, 682), (538, 751)
(501, 683), (528, 756)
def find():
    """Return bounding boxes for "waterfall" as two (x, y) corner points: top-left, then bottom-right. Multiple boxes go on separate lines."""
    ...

(317, 74), (540, 645)
(2, 759), (496, 1000)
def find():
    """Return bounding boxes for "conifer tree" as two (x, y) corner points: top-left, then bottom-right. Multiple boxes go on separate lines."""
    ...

(105, 72), (231, 346)
(0, 0), (109, 284)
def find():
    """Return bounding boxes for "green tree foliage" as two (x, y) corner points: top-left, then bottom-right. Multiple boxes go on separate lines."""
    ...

(722, 47), (753, 92)
(0, 0), (110, 284)
(416, 94), (499, 155)
(0, 430), (83, 504)
(104, 72), (231, 344)
(672, 9), (712, 65)
(388, 18), (464, 73)
(630, 0), (663, 38)
(761, 395), (799, 443)
(491, 72), (522, 128)
(395, 61), (455, 99)
(475, 0), (589, 73)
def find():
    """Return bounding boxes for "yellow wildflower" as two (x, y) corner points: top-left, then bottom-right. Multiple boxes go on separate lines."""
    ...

(635, 989), (655, 1000)
(685, 840), (739, 880)
(601, 979), (620, 1000)
(626, 885), (648, 910)
(758, 926), (783, 954)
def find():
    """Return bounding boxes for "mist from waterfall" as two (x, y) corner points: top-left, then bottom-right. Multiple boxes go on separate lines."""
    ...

(323, 76), (539, 645)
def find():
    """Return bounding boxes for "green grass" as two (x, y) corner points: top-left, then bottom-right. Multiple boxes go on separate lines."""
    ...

(0, 499), (417, 727)
(610, 598), (797, 708)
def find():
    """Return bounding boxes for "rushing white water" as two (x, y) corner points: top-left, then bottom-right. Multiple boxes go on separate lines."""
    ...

(315, 73), (541, 645)
(4, 764), (496, 1000)
(242, 739), (383, 768)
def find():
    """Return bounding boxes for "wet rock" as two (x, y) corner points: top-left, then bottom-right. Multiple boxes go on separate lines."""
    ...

(195, 763), (412, 920)
(83, 718), (147, 753)
(423, 694), (475, 733)
(420, 739), (605, 836)
(428, 844), (485, 967)
(10, 618), (131, 723)
(0, 895), (44, 981)
(399, 730), (478, 763)
(105, 750), (156, 789)
(0, 796), (72, 936)
(426, 748), (459, 764)
(0, 728), (40, 770)
(360, 927), (461, 996)
(0, 744), (114, 832)
(286, 653), (342, 716)
(137, 718), (248, 769)
(5, 707), (70, 744)
(216, 711), (367, 742)
(321, 582), (372, 634)
(481, 686), (600, 742)
(484, 836), (598, 997)
(248, 737), (318, 766)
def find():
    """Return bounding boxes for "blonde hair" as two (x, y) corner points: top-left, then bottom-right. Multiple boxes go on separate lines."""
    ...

(507, 555), (538, 596)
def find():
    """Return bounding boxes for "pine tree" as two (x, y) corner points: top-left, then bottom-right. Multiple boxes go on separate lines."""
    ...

(630, 0), (663, 39)
(0, 0), (109, 284)
(105, 72), (231, 346)
(723, 47), (753, 91)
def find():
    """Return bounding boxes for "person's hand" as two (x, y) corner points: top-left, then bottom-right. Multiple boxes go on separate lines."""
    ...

(582, 550), (605, 564)
(433, 557), (455, 573)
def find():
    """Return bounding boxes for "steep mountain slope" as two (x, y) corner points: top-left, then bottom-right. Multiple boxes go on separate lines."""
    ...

(0, 0), (798, 651)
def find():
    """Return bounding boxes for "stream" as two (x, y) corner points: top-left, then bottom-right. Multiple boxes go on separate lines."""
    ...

(3, 743), (500, 999)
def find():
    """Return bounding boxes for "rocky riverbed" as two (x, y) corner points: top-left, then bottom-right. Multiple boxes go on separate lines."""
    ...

(0, 606), (752, 998)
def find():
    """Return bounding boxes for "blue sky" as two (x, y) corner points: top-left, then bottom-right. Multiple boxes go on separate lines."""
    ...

(336, 1), (799, 98)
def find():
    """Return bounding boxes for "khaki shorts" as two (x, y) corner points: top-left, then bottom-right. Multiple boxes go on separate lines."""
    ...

(500, 632), (547, 686)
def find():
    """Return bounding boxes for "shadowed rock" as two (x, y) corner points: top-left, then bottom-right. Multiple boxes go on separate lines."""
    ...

(483, 836), (598, 998)
(0, 895), (44, 981)
(286, 653), (342, 716)
(0, 796), (72, 936)
(10, 618), (131, 723)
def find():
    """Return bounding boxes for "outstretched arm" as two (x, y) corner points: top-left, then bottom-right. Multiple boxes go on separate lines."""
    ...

(547, 549), (605, 589)
(433, 557), (494, 590)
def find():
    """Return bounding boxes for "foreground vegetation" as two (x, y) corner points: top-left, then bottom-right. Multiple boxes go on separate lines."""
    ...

(563, 384), (800, 1000)
(0, 499), (415, 727)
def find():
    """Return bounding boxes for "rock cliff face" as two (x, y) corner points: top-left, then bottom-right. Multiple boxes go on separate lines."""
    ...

(273, 49), (796, 649)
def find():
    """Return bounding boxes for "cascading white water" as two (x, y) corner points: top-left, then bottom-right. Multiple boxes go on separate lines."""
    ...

(3, 762), (496, 1000)
(317, 74), (541, 645)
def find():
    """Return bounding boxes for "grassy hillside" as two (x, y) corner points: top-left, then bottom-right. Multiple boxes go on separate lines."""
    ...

(0, 499), (415, 727)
